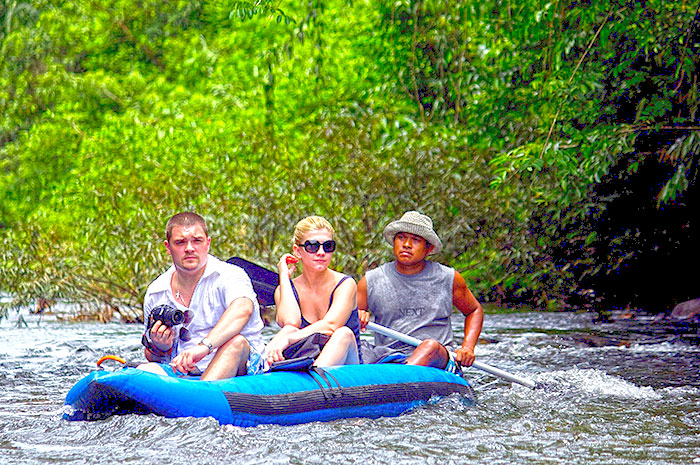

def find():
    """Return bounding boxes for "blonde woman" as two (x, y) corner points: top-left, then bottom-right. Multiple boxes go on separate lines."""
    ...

(266, 216), (361, 367)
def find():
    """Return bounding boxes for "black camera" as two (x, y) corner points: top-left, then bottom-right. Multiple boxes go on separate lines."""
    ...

(148, 304), (191, 328)
(142, 305), (194, 355)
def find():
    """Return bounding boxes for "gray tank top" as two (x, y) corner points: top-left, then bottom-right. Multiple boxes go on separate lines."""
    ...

(366, 261), (455, 354)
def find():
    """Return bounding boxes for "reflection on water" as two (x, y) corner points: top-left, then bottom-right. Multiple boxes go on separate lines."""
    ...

(1, 310), (699, 465)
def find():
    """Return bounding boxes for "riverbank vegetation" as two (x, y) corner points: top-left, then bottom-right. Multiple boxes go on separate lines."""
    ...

(1, 0), (698, 321)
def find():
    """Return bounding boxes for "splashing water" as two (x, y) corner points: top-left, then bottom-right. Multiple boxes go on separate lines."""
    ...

(1, 309), (699, 465)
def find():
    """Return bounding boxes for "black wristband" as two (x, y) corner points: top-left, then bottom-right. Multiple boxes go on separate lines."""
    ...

(141, 333), (173, 358)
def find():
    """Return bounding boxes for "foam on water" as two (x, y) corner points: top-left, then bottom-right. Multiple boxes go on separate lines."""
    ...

(2, 313), (699, 465)
(629, 340), (700, 353)
(536, 368), (662, 400)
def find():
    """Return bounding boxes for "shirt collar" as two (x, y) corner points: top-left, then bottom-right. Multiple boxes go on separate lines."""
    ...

(150, 254), (218, 293)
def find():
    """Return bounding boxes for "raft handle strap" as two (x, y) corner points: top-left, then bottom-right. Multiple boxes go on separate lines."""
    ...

(97, 355), (140, 370)
(306, 367), (331, 399)
(310, 366), (344, 399)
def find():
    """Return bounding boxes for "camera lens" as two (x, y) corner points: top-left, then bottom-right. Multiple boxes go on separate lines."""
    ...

(151, 305), (185, 327)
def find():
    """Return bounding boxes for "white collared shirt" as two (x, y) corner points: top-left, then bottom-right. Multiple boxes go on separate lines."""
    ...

(143, 255), (264, 371)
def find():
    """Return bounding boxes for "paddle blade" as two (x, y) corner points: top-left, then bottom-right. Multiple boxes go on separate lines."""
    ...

(227, 257), (279, 307)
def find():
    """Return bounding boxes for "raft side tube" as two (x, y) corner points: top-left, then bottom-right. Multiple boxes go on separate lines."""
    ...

(223, 380), (474, 426)
(64, 364), (475, 426)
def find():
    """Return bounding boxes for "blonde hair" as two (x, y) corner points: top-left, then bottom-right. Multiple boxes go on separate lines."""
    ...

(293, 216), (335, 245)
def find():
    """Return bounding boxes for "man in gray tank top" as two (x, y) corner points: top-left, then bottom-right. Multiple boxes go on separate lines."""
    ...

(357, 211), (483, 369)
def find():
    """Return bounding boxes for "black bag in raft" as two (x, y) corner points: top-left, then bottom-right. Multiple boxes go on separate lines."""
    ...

(268, 333), (330, 372)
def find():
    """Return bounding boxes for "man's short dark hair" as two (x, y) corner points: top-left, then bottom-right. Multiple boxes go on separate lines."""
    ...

(165, 212), (208, 241)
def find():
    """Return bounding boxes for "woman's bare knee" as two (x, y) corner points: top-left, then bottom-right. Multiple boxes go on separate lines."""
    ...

(316, 327), (359, 366)
(329, 326), (354, 343)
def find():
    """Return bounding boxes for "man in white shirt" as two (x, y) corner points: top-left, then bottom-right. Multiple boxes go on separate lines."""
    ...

(138, 212), (265, 380)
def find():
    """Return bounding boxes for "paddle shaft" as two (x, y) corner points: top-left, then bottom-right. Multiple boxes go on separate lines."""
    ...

(228, 256), (538, 389)
(367, 322), (537, 389)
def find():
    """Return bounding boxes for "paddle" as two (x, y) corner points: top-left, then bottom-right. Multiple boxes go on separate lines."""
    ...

(227, 256), (539, 389)
(367, 321), (538, 389)
(226, 257), (279, 307)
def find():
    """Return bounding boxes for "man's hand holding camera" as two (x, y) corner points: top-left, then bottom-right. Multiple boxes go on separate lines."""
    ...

(148, 320), (175, 354)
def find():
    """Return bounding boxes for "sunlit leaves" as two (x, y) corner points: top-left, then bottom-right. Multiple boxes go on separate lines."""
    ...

(1, 0), (698, 318)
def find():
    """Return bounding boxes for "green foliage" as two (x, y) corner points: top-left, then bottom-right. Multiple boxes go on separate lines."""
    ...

(485, 0), (700, 204)
(1, 0), (698, 318)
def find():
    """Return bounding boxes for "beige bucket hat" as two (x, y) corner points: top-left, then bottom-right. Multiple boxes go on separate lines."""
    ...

(382, 211), (442, 254)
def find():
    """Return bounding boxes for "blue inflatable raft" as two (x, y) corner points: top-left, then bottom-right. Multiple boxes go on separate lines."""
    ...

(64, 364), (475, 427)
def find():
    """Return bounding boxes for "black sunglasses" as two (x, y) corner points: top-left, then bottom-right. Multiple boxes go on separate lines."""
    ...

(297, 240), (336, 253)
(179, 326), (193, 342)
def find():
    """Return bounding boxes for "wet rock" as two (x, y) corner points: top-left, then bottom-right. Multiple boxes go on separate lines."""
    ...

(569, 334), (632, 348)
(670, 298), (700, 321)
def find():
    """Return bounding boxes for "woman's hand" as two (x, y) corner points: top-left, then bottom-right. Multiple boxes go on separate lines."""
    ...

(265, 332), (292, 365)
(277, 254), (299, 278)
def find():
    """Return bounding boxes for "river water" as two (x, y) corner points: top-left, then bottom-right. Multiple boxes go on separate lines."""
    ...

(1, 309), (698, 465)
